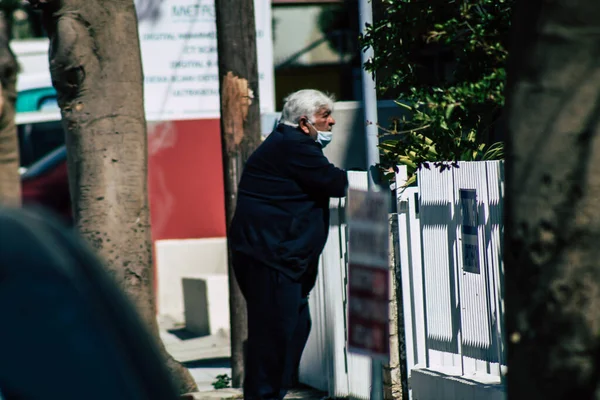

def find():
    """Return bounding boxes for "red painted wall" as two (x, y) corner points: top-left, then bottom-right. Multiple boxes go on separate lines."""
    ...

(148, 118), (227, 241)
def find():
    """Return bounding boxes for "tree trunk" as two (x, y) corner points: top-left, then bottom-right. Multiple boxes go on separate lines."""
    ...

(27, 0), (197, 394)
(215, 0), (262, 388)
(0, 7), (20, 207)
(505, 0), (600, 398)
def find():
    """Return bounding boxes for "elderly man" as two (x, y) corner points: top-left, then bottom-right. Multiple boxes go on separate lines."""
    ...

(229, 89), (348, 399)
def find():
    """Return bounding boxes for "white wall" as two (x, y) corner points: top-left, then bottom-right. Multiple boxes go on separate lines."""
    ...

(155, 237), (228, 324)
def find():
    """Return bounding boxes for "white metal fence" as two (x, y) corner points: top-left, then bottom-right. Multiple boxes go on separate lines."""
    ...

(399, 161), (505, 399)
(299, 171), (372, 400)
(299, 161), (505, 399)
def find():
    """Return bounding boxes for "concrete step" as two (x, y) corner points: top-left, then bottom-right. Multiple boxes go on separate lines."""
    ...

(181, 386), (328, 400)
(165, 330), (230, 363)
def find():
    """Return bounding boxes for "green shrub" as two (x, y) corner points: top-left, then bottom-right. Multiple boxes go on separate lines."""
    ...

(360, 0), (513, 184)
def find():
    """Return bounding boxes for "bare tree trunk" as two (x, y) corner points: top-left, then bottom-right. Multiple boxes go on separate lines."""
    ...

(215, 0), (262, 388)
(505, 0), (600, 398)
(27, 0), (197, 394)
(0, 6), (20, 207)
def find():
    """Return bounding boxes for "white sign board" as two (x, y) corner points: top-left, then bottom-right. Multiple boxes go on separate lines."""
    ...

(135, 0), (275, 121)
(347, 189), (390, 360)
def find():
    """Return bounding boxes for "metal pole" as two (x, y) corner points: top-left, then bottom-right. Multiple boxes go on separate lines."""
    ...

(359, 0), (380, 192)
(359, 3), (385, 399)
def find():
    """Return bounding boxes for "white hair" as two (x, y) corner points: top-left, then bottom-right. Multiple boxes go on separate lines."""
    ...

(280, 89), (335, 126)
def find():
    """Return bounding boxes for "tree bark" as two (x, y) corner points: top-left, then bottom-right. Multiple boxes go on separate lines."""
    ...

(215, 0), (262, 388)
(505, 0), (600, 398)
(0, 6), (20, 207)
(27, 0), (197, 394)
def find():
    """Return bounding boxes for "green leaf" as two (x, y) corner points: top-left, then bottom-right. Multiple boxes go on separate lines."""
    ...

(445, 103), (456, 120)
(362, 0), (510, 183)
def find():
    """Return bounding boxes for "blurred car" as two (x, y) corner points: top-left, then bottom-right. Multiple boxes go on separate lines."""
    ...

(20, 144), (70, 223)
(16, 72), (71, 223)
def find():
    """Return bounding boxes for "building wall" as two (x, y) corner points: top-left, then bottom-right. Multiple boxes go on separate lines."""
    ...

(148, 118), (227, 241)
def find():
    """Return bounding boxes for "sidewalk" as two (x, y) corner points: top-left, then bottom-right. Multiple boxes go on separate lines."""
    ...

(158, 316), (328, 399)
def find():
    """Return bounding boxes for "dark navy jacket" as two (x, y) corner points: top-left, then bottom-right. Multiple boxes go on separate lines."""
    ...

(229, 123), (348, 280)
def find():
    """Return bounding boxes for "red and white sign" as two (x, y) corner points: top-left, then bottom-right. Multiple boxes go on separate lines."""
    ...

(347, 189), (390, 359)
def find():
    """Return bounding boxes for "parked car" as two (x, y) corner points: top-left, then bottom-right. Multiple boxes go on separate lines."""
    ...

(20, 144), (70, 223)
(15, 71), (72, 223)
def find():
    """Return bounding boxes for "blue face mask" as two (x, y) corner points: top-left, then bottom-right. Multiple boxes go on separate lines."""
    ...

(306, 121), (333, 148)
(316, 131), (333, 148)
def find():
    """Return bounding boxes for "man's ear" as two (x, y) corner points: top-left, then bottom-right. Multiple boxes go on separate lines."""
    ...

(298, 117), (311, 135)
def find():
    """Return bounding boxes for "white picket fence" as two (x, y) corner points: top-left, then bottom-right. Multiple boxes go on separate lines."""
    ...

(399, 161), (506, 399)
(299, 161), (506, 400)
(299, 171), (373, 399)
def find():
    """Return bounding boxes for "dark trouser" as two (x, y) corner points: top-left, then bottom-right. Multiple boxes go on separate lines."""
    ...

(232, 253), (316, 400)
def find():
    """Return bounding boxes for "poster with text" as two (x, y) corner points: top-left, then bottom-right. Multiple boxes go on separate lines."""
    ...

(347, 189), (390, 360)
(135, 0), (275, 121)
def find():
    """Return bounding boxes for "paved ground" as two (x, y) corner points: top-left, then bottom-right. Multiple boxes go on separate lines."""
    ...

(159, 315), (231, 391)
(158, 315), (328, 399)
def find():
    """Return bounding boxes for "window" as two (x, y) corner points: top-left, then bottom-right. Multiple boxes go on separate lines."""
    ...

(18, 120), (66, 168)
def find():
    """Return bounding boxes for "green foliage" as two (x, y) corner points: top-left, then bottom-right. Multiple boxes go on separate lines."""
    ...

(361, 0), (513, 181)
(212, 374), (232, 390)
(379, 106), (504, 185)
